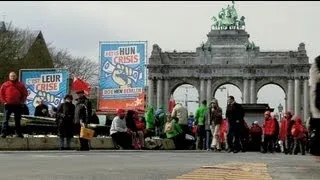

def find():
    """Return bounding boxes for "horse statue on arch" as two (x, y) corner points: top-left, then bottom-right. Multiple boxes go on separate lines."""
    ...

(211, 16), (220, 29)
(237, 16), (246, 29)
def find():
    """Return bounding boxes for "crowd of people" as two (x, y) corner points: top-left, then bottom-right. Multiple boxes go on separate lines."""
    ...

(0, 71), (96, 151)
(108, 94), (309, 156)
(1, 58), (320, 155)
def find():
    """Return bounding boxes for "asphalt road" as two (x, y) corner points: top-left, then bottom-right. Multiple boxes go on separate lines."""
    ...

(0, 150), (319, 180)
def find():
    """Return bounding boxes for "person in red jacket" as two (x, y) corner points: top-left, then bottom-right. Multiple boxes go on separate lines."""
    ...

(291, 115), (307, 155)
(262, 111), (277, 153)
(279, 111), (294, 154)
(133, 110), (146, 149)
(219, 118), (229, 150)
(0, 72), (28, 138)
(250, 121), (262, 151)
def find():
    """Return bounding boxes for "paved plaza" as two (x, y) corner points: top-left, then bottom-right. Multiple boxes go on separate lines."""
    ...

(0, 151), (319, 180)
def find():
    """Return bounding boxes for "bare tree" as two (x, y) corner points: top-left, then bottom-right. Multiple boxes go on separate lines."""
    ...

(48, 47), (99, 85)
(0, 21), (35, 82)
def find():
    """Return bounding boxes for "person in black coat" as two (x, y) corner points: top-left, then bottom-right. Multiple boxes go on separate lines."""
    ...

(226, 95), (245, 153)
(34, 100), (49, 117)
(74, 90), (92, 151)
(90, 111), (100, 124)
(56, 94), (75, 150)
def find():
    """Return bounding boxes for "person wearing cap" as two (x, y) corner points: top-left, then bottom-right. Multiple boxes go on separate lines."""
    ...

(110, 109), (132, 149)
(56, 94), (75, 150)
(74, 90), (92, 151)
(249, 121), (262, 151)
(261, 110), (277, 153)
(225, 95), (245, 153)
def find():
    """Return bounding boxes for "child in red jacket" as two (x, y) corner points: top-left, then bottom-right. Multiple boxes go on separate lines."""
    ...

(291, 115), (307, 155)
(134, 112), (146, 149)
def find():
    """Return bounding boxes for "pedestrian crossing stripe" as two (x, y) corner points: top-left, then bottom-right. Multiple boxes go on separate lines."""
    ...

(169, 162), (272, 180)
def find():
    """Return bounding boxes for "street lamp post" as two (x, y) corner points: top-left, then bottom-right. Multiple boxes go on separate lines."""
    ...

(218, 86), (228, 104)
(278, 103), (283, 119)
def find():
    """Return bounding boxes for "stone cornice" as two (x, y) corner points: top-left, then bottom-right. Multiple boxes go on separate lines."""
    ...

(146, 64), (311, 69)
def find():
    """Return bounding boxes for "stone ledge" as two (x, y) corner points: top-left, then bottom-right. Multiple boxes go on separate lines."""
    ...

(0, 137), (176, 150)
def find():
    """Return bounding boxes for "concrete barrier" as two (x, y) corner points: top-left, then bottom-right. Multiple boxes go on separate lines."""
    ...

(90, 137), (115, 149)
(0, 137), (175, 150)
(28, 137), (58, 150)
(0, 137), (28, 150)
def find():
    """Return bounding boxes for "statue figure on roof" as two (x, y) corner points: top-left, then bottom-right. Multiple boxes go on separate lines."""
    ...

(211, 1), (246, 30)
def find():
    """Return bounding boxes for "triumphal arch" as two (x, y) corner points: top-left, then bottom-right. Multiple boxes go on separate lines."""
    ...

(146, 1), (310, 120)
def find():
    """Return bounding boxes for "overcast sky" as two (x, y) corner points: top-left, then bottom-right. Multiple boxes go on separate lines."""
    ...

(1, 1), (319, 115)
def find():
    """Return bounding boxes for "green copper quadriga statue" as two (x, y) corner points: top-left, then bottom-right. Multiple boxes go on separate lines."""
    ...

(211, 1), (246, 30)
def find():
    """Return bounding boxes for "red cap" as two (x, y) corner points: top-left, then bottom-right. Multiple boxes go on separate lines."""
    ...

(117, 109), (126, 116)
(264, 111), (271, 116)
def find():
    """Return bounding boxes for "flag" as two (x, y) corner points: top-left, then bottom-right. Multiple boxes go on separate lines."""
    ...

(168, 94), (176, 113)
(71, 77), (91, 95)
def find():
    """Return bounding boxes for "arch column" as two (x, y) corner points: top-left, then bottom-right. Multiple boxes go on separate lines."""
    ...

(287, 79), (294, 112)
(303, 78), (309, 122)
(243, 78), (250, 103)
(156, 78), (163, 109)
(250, 78), (256, 104)
(294, 78), (301, 115)
(200, 78), (206, 104)
(164, 78), (170, 113)
(147, 78), (154, 106)
(206, 79), (212, 103)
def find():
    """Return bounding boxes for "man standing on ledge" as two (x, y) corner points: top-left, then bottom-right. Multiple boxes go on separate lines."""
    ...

(0, 72), (28, 138)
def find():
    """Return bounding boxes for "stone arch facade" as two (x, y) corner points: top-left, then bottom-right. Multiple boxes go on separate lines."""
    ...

(169, 78), (200, 95)
(211, 78), (244, 98)
(146, 5), (311, 121)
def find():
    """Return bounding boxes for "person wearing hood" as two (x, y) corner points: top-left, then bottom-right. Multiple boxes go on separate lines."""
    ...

(145, 105), (155, 136)
(291, 115), (307, 155)
(154, 105), (165, 137)
(0, 72), (28, 138)
(195, 100), (208, 150)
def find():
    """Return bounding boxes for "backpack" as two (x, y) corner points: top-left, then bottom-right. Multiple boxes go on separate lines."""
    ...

(164, 121), (174, 133)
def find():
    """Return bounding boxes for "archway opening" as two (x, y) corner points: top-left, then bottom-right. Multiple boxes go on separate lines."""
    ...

(213, 84), (242, 117)
(172, 84), (199, 116)
(257, 84), (286, 119)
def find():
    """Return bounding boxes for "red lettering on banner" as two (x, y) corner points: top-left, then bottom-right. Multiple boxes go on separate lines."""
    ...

(113, 55), (139, 64)
(35, 83), (58, 91)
